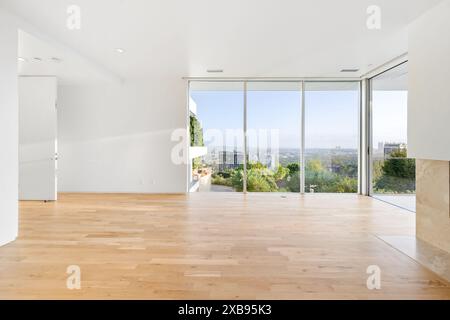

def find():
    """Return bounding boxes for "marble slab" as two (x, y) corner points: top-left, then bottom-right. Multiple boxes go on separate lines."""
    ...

(378, 235), (450, 282)
(416, 159), (450, 253)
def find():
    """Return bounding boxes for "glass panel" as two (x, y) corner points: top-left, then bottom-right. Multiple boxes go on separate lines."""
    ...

(246, 82), (302, 192)
(189, 82), (244, 192)
(371, 63), (415, 211)
(304, 82), (359, 193)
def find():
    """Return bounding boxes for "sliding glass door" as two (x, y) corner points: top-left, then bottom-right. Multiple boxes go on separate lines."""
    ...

(188, 73), (415, 205)
(304, 82), (360, 193)
(246, 82), (302, 192)
(188, 80), (360, 194)
(370, 62), (415, 211)
(189, 82), (244, 192)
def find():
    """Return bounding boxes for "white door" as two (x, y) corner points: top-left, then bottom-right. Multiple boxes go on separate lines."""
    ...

(19, 76), (57, 201)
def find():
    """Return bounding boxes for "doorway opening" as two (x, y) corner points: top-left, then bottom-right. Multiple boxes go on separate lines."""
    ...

(368, 62), (415, 212)
(18, 30), (58, 202)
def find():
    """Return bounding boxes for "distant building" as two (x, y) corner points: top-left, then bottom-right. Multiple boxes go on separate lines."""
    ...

(219, 150), (244, 171)
(265, 153), (279, 171)
(330, 163), (342, 174)
(264, 148), (279, 171)
(384, 143), (407, 158)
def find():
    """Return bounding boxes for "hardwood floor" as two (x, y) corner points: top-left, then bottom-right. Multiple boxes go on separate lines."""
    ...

(0, 193), (449, 299)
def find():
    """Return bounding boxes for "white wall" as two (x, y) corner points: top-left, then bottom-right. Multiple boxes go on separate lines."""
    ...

(0, 8), (18, 246)
(57, 77), (188, 193)
(408, 0), (450, 161)
(19, 76), (58, 200)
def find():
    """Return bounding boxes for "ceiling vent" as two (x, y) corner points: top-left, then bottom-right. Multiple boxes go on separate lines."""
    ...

(340, 68), (359, 73)
(207, 69), (224, 73)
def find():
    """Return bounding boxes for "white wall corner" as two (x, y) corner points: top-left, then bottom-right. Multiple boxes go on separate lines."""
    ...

(0, 8), (19, 246)
(408, 0), (450, 161)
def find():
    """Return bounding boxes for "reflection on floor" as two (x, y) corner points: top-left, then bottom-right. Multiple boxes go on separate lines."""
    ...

(0, 193), (448, 299)
(373, 194), (416, 212)
(209, 184), (234, 192)
(378, 235), (450, 282)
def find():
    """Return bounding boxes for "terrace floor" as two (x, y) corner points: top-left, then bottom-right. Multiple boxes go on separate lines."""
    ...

(372, 194), (416, 212)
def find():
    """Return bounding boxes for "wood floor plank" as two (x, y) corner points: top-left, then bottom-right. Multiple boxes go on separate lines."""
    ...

(0, 193), (449, 299)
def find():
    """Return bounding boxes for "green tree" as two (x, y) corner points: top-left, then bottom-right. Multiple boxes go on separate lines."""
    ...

(211, 174), (233, 187)
(287, 163), (300, 174)
(372, 160), (384, 182)
(381, 149), (415, 179)
(304, 159), (357, 193)
(306, 159), (324, 173)
(331, 176), (358, 193)
(274, 165), (289, 181)
(246, 169), (278, 192)
(374, 149), (415, 193)
(231, 162), (279, 192)
(189, 115), (204, 147)
(247, 162), (266, 170)
(230, 169), (245, 191)
(286, 174), (300, 192)
(192, 157), (202, 170)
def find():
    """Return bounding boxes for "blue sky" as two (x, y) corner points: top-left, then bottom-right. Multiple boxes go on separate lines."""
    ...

(372, 91), (408, 148)
(191, 89), (407, 149)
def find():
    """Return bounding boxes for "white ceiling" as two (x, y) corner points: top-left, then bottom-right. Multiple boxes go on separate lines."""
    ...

(1, 0), (444, 83)
(18, 30), (118, 85)
(372, 61), (408, 90)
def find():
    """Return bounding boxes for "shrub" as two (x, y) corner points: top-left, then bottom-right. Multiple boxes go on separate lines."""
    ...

(189, 115), (204, 147)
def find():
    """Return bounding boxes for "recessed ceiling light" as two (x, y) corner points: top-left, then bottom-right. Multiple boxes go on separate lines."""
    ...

(18, 57), (27, 62)
(340, 68), (359, 73)
(33, 57), (43, 62)
(50, 57), (62, 63)
(115, 48), (125, 54)
(207, 69), (223, 73)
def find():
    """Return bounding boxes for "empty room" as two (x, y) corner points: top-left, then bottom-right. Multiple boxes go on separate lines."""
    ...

(1, 0), (450, 307)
